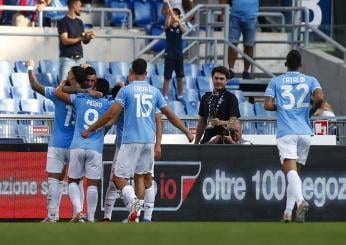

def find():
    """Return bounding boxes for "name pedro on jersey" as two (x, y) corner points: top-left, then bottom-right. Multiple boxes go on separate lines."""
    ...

(87, 99), (102, 108)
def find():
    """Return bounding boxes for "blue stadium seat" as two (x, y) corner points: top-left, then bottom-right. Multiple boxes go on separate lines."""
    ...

(196, 76), (212, 93)
(15, 60), (29, 73)
(150, 75), (175, 100)
(182, 88), (199, 102)
(0, 74), (12, 88)
(230, 89), (246, 103)
(167, 100), (186, 117)
(156, 63), (165, 76)
(0, 87), (11, 99)
(184, 63), (200, 78)
(184, 76), (198, 90)
(133, 0), (153, 27)
(11, 73), (30, 87)
(185, 101), (200, 116)
(0, 98), (18, 113)
(86, 61), (109, 78)
(43, 99), (55, 114)
(150, 74), (164, 89)
(110, 0), (132, 27)
(147, 25), (166, 52)
(154, 0), (165, 25)
(147, 62), (155, 77)
(110, 61), (130, 77)
(202, 63), (219, 77)
(11, 87), (35, 100)
(226, 79), (240, 90)
(39, 60), (59, 83)
(105, 73), (126, 88)
(20, 99), (42, 114)
(0, 60), (13, 76)
(35, 73), (57, 87)
(35, 92), (46, 102)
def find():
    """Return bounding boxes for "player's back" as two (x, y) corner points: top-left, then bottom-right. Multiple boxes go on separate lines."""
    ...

(266, 71), (321, 137)
(70, 94), (112, 153)
(116, 81), (166, 144)
(44, 87), (75, 148)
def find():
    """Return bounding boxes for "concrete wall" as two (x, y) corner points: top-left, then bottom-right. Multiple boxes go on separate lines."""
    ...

(0, 26), (146, 63)
(300, 48), (346, 115)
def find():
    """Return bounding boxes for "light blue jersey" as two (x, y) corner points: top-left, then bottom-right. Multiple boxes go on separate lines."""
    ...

(231, 0), (259, 18)
(70, 94), (113, 153)
(115, 81), (167, 144)
(44, 87), (75, 148)
(265, 71), (321, 138)
(115, 112), (124, 148)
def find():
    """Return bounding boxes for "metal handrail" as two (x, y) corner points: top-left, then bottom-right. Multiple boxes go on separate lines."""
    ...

(0, 5), (133, 28)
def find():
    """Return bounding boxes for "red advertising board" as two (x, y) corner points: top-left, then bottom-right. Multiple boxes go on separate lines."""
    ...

(0, 152), (73, 219)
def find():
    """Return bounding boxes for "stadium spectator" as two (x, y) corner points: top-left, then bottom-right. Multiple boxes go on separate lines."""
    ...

(56, 78), (111, 222)
(220, 0), (259, 79)
(58, 0), (95, 81)
(11, 0), (37, 27)
(36, 0), (67, 27)
(311, 100), (335, 117)
(194, 66), (240, 144)
(264, 49), (325, 223)
(103, 68), (162, 223)
(26, 60), (87, 223)
(163, 7), (186, 100)
(82, 58), (194, 222)
(207, 119), (252, 144)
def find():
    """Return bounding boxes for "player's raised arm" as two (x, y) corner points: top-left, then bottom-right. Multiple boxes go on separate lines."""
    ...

(82, 102), (122, 138)
(161, 106), (194, 142)
(154, 112), (163, 160)
(55, 80), (72, 104)
(26, 60), (45, 95)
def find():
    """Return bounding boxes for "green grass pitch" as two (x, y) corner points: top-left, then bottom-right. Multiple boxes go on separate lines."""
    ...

(1, 222), (346, 245)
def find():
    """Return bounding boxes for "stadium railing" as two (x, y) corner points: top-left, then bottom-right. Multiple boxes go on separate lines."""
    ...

(0, 114), (345, 145)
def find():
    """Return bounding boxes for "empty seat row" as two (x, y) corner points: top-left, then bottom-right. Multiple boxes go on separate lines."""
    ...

(0, 98), (54, 114)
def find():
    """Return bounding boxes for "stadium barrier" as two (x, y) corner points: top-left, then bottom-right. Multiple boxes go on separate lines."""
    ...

(1, 144), (346, 221)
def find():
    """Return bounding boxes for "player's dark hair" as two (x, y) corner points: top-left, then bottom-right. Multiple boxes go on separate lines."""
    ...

(96, 78), (110, 97)
(211, 66), (230, 80)
(131, 58), (147, 75)
(67, 0), (80, 8)
(85, 66), (96, 76)
(71, 66), (87, 85)
(111, 85), (122, 99)
(285, 50), (302, 70)
(172, 8), (181, 16)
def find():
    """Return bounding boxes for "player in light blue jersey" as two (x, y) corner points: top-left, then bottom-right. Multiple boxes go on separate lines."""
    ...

(82, 58), (194, 222)
(102, 70), (162, 223)
(57, 78), (112, 222)
(26, 60), (87, 222)
(264, 50), (324, 223)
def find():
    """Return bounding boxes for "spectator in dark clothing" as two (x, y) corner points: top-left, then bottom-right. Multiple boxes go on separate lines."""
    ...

(57, 0), (95, 81)
(163, 7), (186, 101)
(194, 66), (240, 144)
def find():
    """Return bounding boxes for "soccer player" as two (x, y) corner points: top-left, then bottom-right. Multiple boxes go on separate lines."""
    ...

(264, 50), (325, 222)
(26, 60), (87, 222)
(103, 70), (162, 223)
(82, 58), (194, 222)
(56, 78), (112, 222)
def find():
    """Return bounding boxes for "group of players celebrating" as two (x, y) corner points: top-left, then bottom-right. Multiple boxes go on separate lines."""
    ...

(27, 58), (193, 223)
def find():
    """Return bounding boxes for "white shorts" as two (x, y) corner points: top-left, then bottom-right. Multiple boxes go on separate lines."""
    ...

(276, 135), (312, 165)
(68, 148), (103, 180)
(113, 143), (154, 179)
(46, 147), (69, 173)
